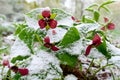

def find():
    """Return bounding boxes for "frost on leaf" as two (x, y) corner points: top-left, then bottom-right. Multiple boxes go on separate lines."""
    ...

(27, 50), (62, 80)
(76, 23), (100, 34)
(10, 38), (31, 58)
(25, 15), (39, 30)
(46, 27), (67, 43)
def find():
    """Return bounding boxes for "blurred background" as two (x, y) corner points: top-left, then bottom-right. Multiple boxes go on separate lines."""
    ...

(0, 0), (120, 49)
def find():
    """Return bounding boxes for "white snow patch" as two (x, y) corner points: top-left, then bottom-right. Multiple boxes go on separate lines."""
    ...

(107, 42), (120, 56)
(25, 15), (39, 30)
(10, 38), (31, 58)
(58, 16), (74, 27)
(46, 27), (67, 43)
(64, 74), (78, 80)
(76, 23), (100, 33)
(64, 39), (84, 55)
(27, 50), (62, 79)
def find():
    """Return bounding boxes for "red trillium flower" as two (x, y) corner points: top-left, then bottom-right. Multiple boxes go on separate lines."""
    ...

(18, 68), (29, 76)
(11, 66), (29, 76)
(38, 9), (57, 29)
(44, 36), (59, 51)
(85, 34), (102, 56)
(101, 17), (115, 31)
(11, 66), (19, 73)
(2, 59), (9, 67)
(71, 16), (80, 22)
(104, 17), (109, 23)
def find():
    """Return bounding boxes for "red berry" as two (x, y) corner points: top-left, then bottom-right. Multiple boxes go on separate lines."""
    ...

(18, 68), (29, 76)
(38, 19), (46, 29)
(51, 45), (59, 51)
(42, 10), (50, 18)
(49, 19), (57, 29)
(107, 23), (115, 30)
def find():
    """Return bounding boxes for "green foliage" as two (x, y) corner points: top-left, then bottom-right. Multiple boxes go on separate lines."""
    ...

(11, 55), (29, 63)
(50, 13), (57, 19)
(15, 24), (35, 54)
(96, 38), (111, 59)
(93, 11), (100, 22)
(84, 0), (115, 23)
(13, 72), (21, 80)
(99, 0), (115, 11)
(0, 47), (7, 54)
(59, 27), (80, 47)
(56, 53), (78, 67)
(81, 15), (95, 23)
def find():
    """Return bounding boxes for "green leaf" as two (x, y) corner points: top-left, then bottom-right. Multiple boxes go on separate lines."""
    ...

(101, 6), (110, 13)
(56, 53), (78, 67)
(51, 8), (71, 20)
(84, 18), (95, 23)
(15, 23), (26, 35)
(17, 27), (35, 54)
(5, 69), (11, 80)
(13, 72), (21, 80)
(101, 0), (115, 6)
(0, 47), (7, 53)
(85, 8), (94, 12)
(99, 0), (115, 10)
(93, 11), (100, 22)
(96, 38), (111, 59)
(11, 55), (29, 63)
(59, 27), (80, 47)
(50, 13), (57, 19)
(88, 4), (99, 9)
(81, 15), (85, 23)
(38, 14), (44, 19)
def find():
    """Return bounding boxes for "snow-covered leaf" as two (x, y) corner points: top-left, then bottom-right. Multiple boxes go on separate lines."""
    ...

(51, 8), (71, 21)
(11, 38), (31, 58)
(76, 23), (100, 34)
(17, 27), (35, 54)
(25, 15), (40, 30)
(46, 27), (67, 43)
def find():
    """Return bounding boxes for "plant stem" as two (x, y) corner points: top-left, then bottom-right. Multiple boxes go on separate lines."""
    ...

(1, 66), (5, 78)
(93, 63), (113, 77)
(110, 69), (115, 80)
(86, 58), (94, 76)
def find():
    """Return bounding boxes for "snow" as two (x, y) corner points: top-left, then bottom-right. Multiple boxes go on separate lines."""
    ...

(107, 42), (120, 56)
(25, 15), (39, 30)
(64, 39), (84, 55)
(46, 27), (67, 43)
(64, 74), (78, 80)
(10, 38), (31, 58)
(27, 50), (62, 80)
(57, 16), (74, 27)
(76, 23), (100, 34)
